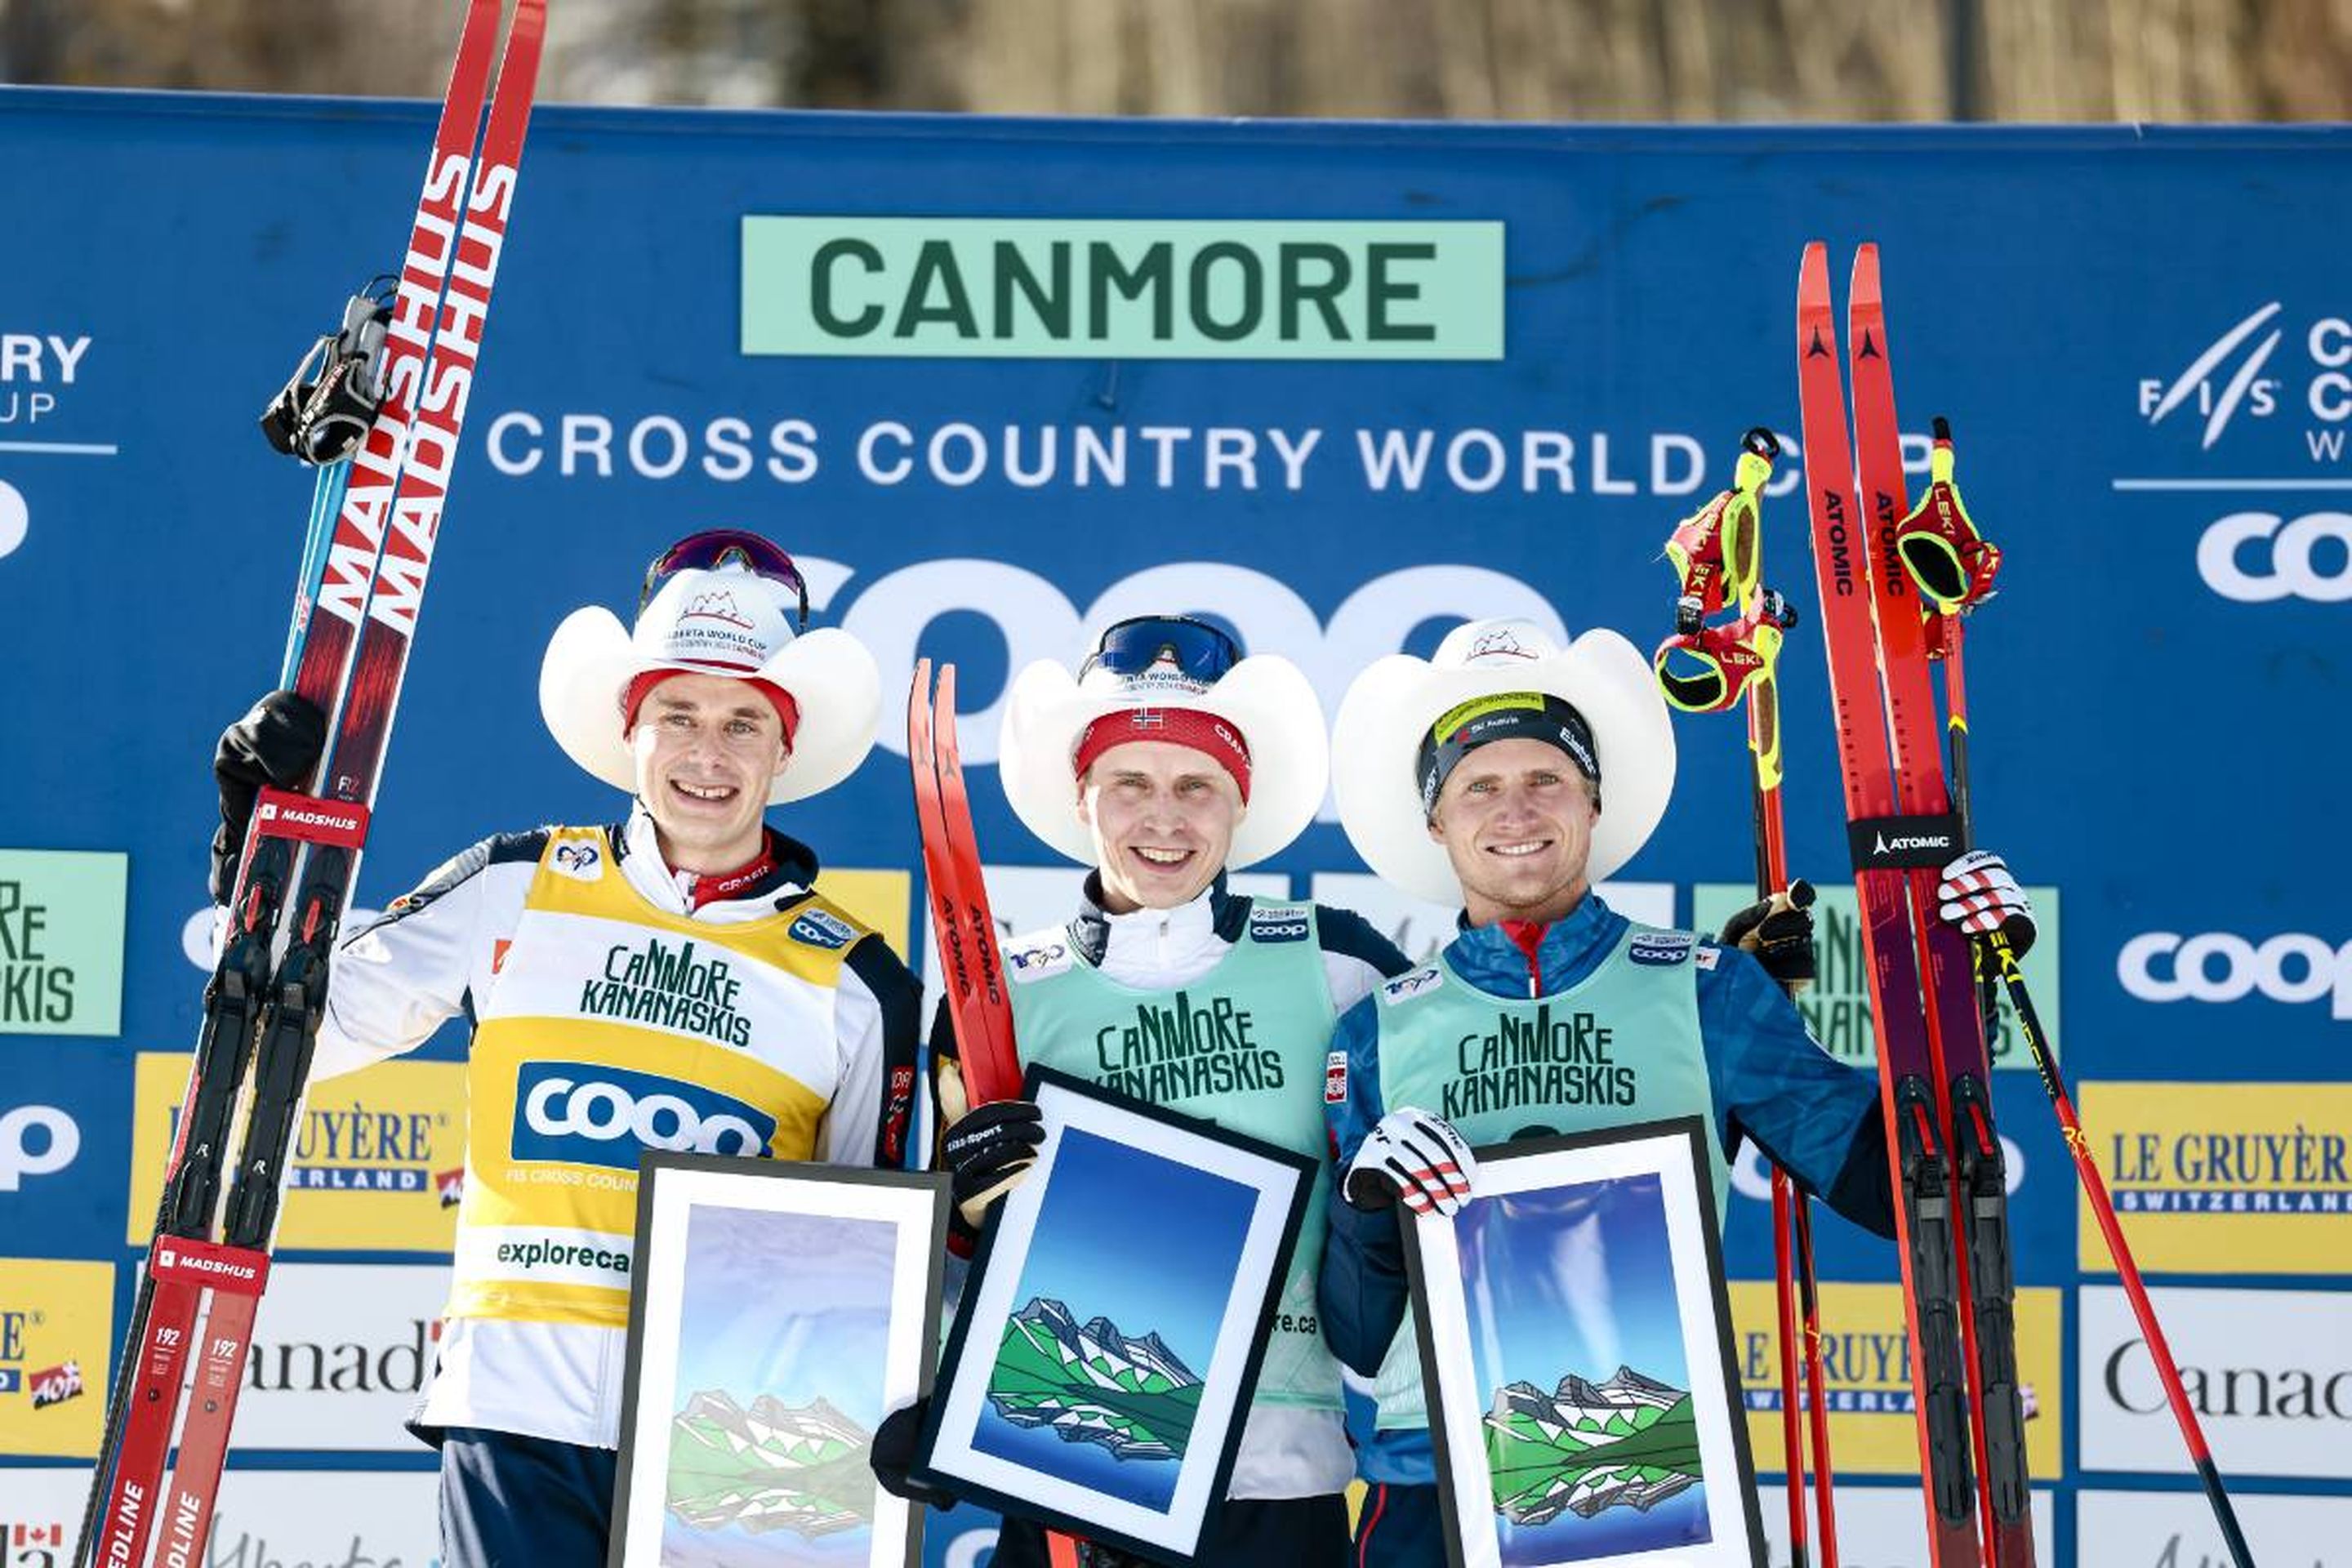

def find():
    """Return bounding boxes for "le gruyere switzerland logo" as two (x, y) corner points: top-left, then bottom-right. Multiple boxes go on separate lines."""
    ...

(130, 1054), (464, 1254)
(742, 217), (1503, 361)
(1729, 1280), (2060, 1481)
(2079, 1081), (2352, 1276)
(0, 1258), (111, 1457)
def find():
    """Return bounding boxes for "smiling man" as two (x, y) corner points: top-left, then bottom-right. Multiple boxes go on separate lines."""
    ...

(926, 615), (1411, 1568)
(204, 531), (920, 1567)
(1314, 617), (1900, 1568)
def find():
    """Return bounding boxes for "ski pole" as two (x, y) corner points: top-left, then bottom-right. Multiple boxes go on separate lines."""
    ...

(1656, 426), (1839, 1567)
(1913, 421), (2255, 1568)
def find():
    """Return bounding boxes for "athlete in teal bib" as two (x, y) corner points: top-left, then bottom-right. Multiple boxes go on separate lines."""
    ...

(1314, 618), (1900, 1568)
(929, 616), (1409, 1568)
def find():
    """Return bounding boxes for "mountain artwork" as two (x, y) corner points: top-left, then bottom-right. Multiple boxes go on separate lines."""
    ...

(1483, 1365), (1704, 1529)
(667, 1389), (878, 1538)
(985, 1295), (1205, 1463)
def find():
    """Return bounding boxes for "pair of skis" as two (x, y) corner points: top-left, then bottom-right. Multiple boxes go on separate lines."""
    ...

(907, 668), (1081, 1568)
(74, 5), (545, 1564)
(1653, 430), (1838, 1566)
(1795, 244), (2251, 1568)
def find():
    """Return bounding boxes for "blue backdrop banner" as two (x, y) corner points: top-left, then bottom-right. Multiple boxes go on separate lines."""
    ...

(0, 89), (2345, 1565)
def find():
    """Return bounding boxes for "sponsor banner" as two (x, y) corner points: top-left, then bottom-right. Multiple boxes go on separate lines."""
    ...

(2117, 929), (2352, 1020)
(0, 849), (127, 1036)
(1693, 882), (2061, 1072)
(1752, 1483), (2054, 1568)
(741, 217), (1505, 359)
(815, 866), (913, 958)
(2198, 510), (2352, 604)
(1307, 873), (1677, 968)
(2075, 1487), (2352, 1566)
(457, 1223), (634, 1293)
(0, 1258), (109, 1457)
(2078, 1284), (2352, 1481)
(1729, 1280), (2061, 1480)
(129, 1054), (465, 1253)
(0, 1467), (439, 1566)
(513, 1060), (777, 1165)
(0, 1105), (78, 1195)
(2077, 1081), (2352, 1275)
(235, 1262), (447, 1450)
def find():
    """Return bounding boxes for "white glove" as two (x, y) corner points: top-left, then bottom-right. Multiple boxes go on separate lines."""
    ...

(1343, 1108), (1478, 1217)
(1938, 849), (2037, 956)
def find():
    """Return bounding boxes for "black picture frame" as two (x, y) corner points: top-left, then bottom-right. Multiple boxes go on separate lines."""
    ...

(911, 1064), (1316, 1566)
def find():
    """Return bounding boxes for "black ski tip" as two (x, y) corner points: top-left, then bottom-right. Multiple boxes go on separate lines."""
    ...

(1742, 426), (1781, 460)
(1933, 415), (1953, 442)
(1806, 326), (1830, 359)
(1859, 330), (1882, 360)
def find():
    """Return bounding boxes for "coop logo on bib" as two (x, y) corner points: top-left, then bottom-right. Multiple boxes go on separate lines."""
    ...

(513, 1062), (775, 1169)
(1628, 933), (1694, 967)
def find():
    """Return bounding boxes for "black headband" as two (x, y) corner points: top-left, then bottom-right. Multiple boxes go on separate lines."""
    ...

(1416, 691), (1600, 813)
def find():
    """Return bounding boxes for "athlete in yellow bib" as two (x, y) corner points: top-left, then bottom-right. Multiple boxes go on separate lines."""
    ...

(207, 531), (921, 1568)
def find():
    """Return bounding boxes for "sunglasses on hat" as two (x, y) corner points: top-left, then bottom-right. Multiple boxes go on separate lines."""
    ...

(639, 528), (809, 630)
(1080, 615), (1241, 684)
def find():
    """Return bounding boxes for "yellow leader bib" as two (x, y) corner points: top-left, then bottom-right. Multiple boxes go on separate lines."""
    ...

(446, 826), (869, 1328)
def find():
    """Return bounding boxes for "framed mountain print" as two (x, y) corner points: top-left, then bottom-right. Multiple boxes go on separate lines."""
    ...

(610, 1154), (951, 1568)
(1402, 1117), (1765, 1568)
(914, 1067), (1315, 1566)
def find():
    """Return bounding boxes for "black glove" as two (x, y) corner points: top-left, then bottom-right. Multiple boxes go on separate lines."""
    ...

(211, 690), (327, 902)
(869, 1398), (959, 1509)
(1717, 879), (1817, 991)
(941, 1098), (1045, 1228)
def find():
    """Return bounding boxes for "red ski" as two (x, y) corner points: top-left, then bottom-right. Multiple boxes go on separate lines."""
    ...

(76, 6), (545, 1563)
(1844, 245), (2034, 1568)
(1793, 241), (1981, 1568)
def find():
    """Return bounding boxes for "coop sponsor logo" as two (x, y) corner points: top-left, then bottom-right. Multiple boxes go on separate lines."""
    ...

(1728, 1280), (2060, 1480)
(2139, 301), (2352, 461)
(0, 1258), (110, 1456)
(130, 1054), (464, 1252)
(513, 1062), (775, 1168)
(1695, 882), (2060, 1071)
(0, 850), (127, 1036)
(1753, 1482), (2053, 1568)
(2198, 510), (2352, 602)
(2081, 1285), (2352, 1478)
(0, 1107), (77, 1193)
(234, 1263), (445, 1450)
(741, 216), (1503, 360)
(2077, 1488), (2352, 1566)
(462, 1225), (632, 1292)
(2079, 1082), (2352, 1275)
(2119, 929), (2352, 1018)
(0, 1468), (443, 1566)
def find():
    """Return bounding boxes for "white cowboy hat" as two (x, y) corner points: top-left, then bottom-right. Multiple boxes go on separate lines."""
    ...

(1331, 617), (1675, 906)
(538, 561), (880, 805)
(998, 647), (1328, 870)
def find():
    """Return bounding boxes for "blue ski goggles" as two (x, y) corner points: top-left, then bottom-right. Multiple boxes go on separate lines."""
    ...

(1080, 615), (1241, 684)
(639, 528), (808, 630)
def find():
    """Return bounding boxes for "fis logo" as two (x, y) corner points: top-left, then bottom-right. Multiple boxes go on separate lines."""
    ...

(550, 840), (602, 880)
(514, 1062), (775, 1167)
(1382, 966), (1441, 1003)
(2141, 302), (2285, 449)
